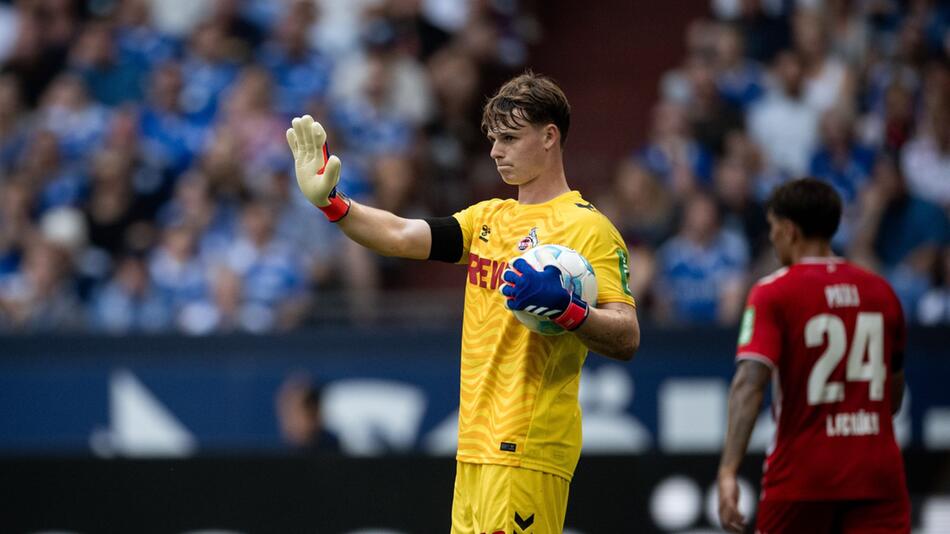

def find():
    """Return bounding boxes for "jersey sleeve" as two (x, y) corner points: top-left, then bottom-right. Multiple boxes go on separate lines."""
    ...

(580, 216), (636, 308)
(736, 283), (782, 369)
(451, 204), (478, 265)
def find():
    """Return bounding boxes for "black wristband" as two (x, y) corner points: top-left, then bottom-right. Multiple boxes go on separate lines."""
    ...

(424, 216), (463, 263)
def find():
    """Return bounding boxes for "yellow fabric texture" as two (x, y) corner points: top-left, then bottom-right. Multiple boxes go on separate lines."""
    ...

(450, 461), (570, 534)
(451, 190), (635, 481)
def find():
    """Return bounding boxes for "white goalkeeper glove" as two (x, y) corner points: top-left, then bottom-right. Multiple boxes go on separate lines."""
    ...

(286, 115), (349, 221)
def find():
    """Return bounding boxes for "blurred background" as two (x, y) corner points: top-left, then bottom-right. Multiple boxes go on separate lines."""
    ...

(0, 0), (947, 533)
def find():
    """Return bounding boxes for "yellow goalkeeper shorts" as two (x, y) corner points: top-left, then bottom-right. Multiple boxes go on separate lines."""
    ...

(450, 461), (570, 534)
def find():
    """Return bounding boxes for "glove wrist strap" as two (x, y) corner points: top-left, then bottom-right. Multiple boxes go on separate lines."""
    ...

(319, 189), (351, 222)
(554, 296), (589, 331)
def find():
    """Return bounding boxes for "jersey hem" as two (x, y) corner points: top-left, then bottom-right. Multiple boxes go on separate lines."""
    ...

(595, 297), (636, 307)
(455, 454), (574, 482)
(736, 352), (777, 370)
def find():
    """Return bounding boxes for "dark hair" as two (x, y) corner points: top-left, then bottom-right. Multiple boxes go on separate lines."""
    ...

(301, 384), (322, 413)
(766, 178), (842, 239)
(481, 71), (571, 146)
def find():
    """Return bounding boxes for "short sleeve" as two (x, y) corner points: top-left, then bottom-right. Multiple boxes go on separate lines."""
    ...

(451, 204), (477, 265)
(736, 283), (782, 368)
(580, 217), (636, 308)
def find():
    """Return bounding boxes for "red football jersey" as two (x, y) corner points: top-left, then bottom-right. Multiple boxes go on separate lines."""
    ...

(736, 257), (907, 501)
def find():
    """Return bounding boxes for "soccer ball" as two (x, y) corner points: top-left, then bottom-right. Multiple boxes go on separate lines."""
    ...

(505, 244), (598, 336)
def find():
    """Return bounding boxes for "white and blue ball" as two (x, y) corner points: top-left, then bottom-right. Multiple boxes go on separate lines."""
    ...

(505, 244), (598, 336)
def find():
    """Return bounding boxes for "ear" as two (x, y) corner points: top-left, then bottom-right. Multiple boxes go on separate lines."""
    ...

(542, 124), (559, 150)
(782, 218), (802, 243)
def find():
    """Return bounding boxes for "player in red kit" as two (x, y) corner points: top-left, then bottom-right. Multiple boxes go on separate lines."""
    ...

(718, 179), (910, 534)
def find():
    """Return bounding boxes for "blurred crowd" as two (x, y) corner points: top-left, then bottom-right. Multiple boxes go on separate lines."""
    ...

(0, 0), (947, 334)
(0, 0), (537, 333)
(597, 0), (950, 327)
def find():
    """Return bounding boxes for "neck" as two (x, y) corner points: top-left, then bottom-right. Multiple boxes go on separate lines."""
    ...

(791, 239), (835, 263)
(517, 162), (570, 205)
(517, 173), (570, 204)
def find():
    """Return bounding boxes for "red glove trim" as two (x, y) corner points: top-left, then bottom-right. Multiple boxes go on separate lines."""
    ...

(554, 299), (589, 331)
(318, 191), (351, 222)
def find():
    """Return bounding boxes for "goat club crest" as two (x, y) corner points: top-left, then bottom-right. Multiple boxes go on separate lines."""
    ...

(517, 227), (539, 251)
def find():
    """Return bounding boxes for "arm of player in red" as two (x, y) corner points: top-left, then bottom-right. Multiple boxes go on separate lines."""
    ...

(717, 359), (770, 534)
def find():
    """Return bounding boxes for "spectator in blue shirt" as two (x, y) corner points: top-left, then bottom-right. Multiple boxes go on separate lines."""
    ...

(639, 101), (714, 194)
(217, 65), (288, 182)
(655, 191), (749, 325)
(89, 254), (173, 333)
(222, 199), (309, 332)
(18, 129), (87, 215)
(810, 109), (876, 205)
(69, 21), (145, 107)
(139, 62), (208, 177)
(158, 171), (237, 263)
(714, 23), (766, 109)
(36, 73), (110, 165)
(0, 237), (83, 332)
(148, 223), (209, 314)
(115, 0), (180, 73)
(179, 22), (239, 126)
(256, 1), (332, 116)
(809, 109), (876, 251)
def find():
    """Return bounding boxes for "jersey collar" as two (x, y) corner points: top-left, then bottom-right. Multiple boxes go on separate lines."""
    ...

(798, 256), (845, 264)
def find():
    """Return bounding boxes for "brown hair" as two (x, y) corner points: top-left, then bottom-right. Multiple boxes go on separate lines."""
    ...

(481, 71), (571, 146)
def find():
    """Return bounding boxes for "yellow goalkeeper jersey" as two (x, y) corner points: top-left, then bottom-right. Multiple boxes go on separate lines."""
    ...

(451, 190), (636, 480)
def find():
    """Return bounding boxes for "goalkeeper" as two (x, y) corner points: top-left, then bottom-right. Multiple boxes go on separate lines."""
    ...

(288, 72), (639, 533)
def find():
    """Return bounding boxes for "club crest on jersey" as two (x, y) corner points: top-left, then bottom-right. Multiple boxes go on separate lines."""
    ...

(517, 227), (539, 251)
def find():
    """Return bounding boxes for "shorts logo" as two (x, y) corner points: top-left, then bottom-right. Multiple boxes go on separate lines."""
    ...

(514, 512), (535, 531)
(517, 227), (539, 251)
(499, 442), (517, 452)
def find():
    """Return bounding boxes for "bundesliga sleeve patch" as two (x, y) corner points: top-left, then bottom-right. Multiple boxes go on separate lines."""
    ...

(499, 442), (517, 452)
(616, 248), (632, 296)
(738, 306), (755, 346)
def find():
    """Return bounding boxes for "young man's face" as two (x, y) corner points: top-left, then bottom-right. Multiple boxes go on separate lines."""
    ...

(487, 120), (556, 186)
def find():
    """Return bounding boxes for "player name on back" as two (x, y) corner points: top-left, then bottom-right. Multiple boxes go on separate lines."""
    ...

(824, 283), (860, 308)
(826, 409), (880, 437)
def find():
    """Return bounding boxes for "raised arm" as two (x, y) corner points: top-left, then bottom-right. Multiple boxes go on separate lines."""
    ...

(287, 115), (431, 260)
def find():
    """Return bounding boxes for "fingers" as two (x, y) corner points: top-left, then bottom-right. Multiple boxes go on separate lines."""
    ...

(312, 120), (328, 159)
(501, 283), (516, 298)
(286, 128), (298, 157)
(322, 155), (342, 187)
(290, 115), (333, 170)
(511, 258), (532, 274)
(542, 265), (563, 278)
(725, 515), (746, 534)
(718, 503), (745, 533)
(291, 115), (312, 159)
(502, 269), (521, 285)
